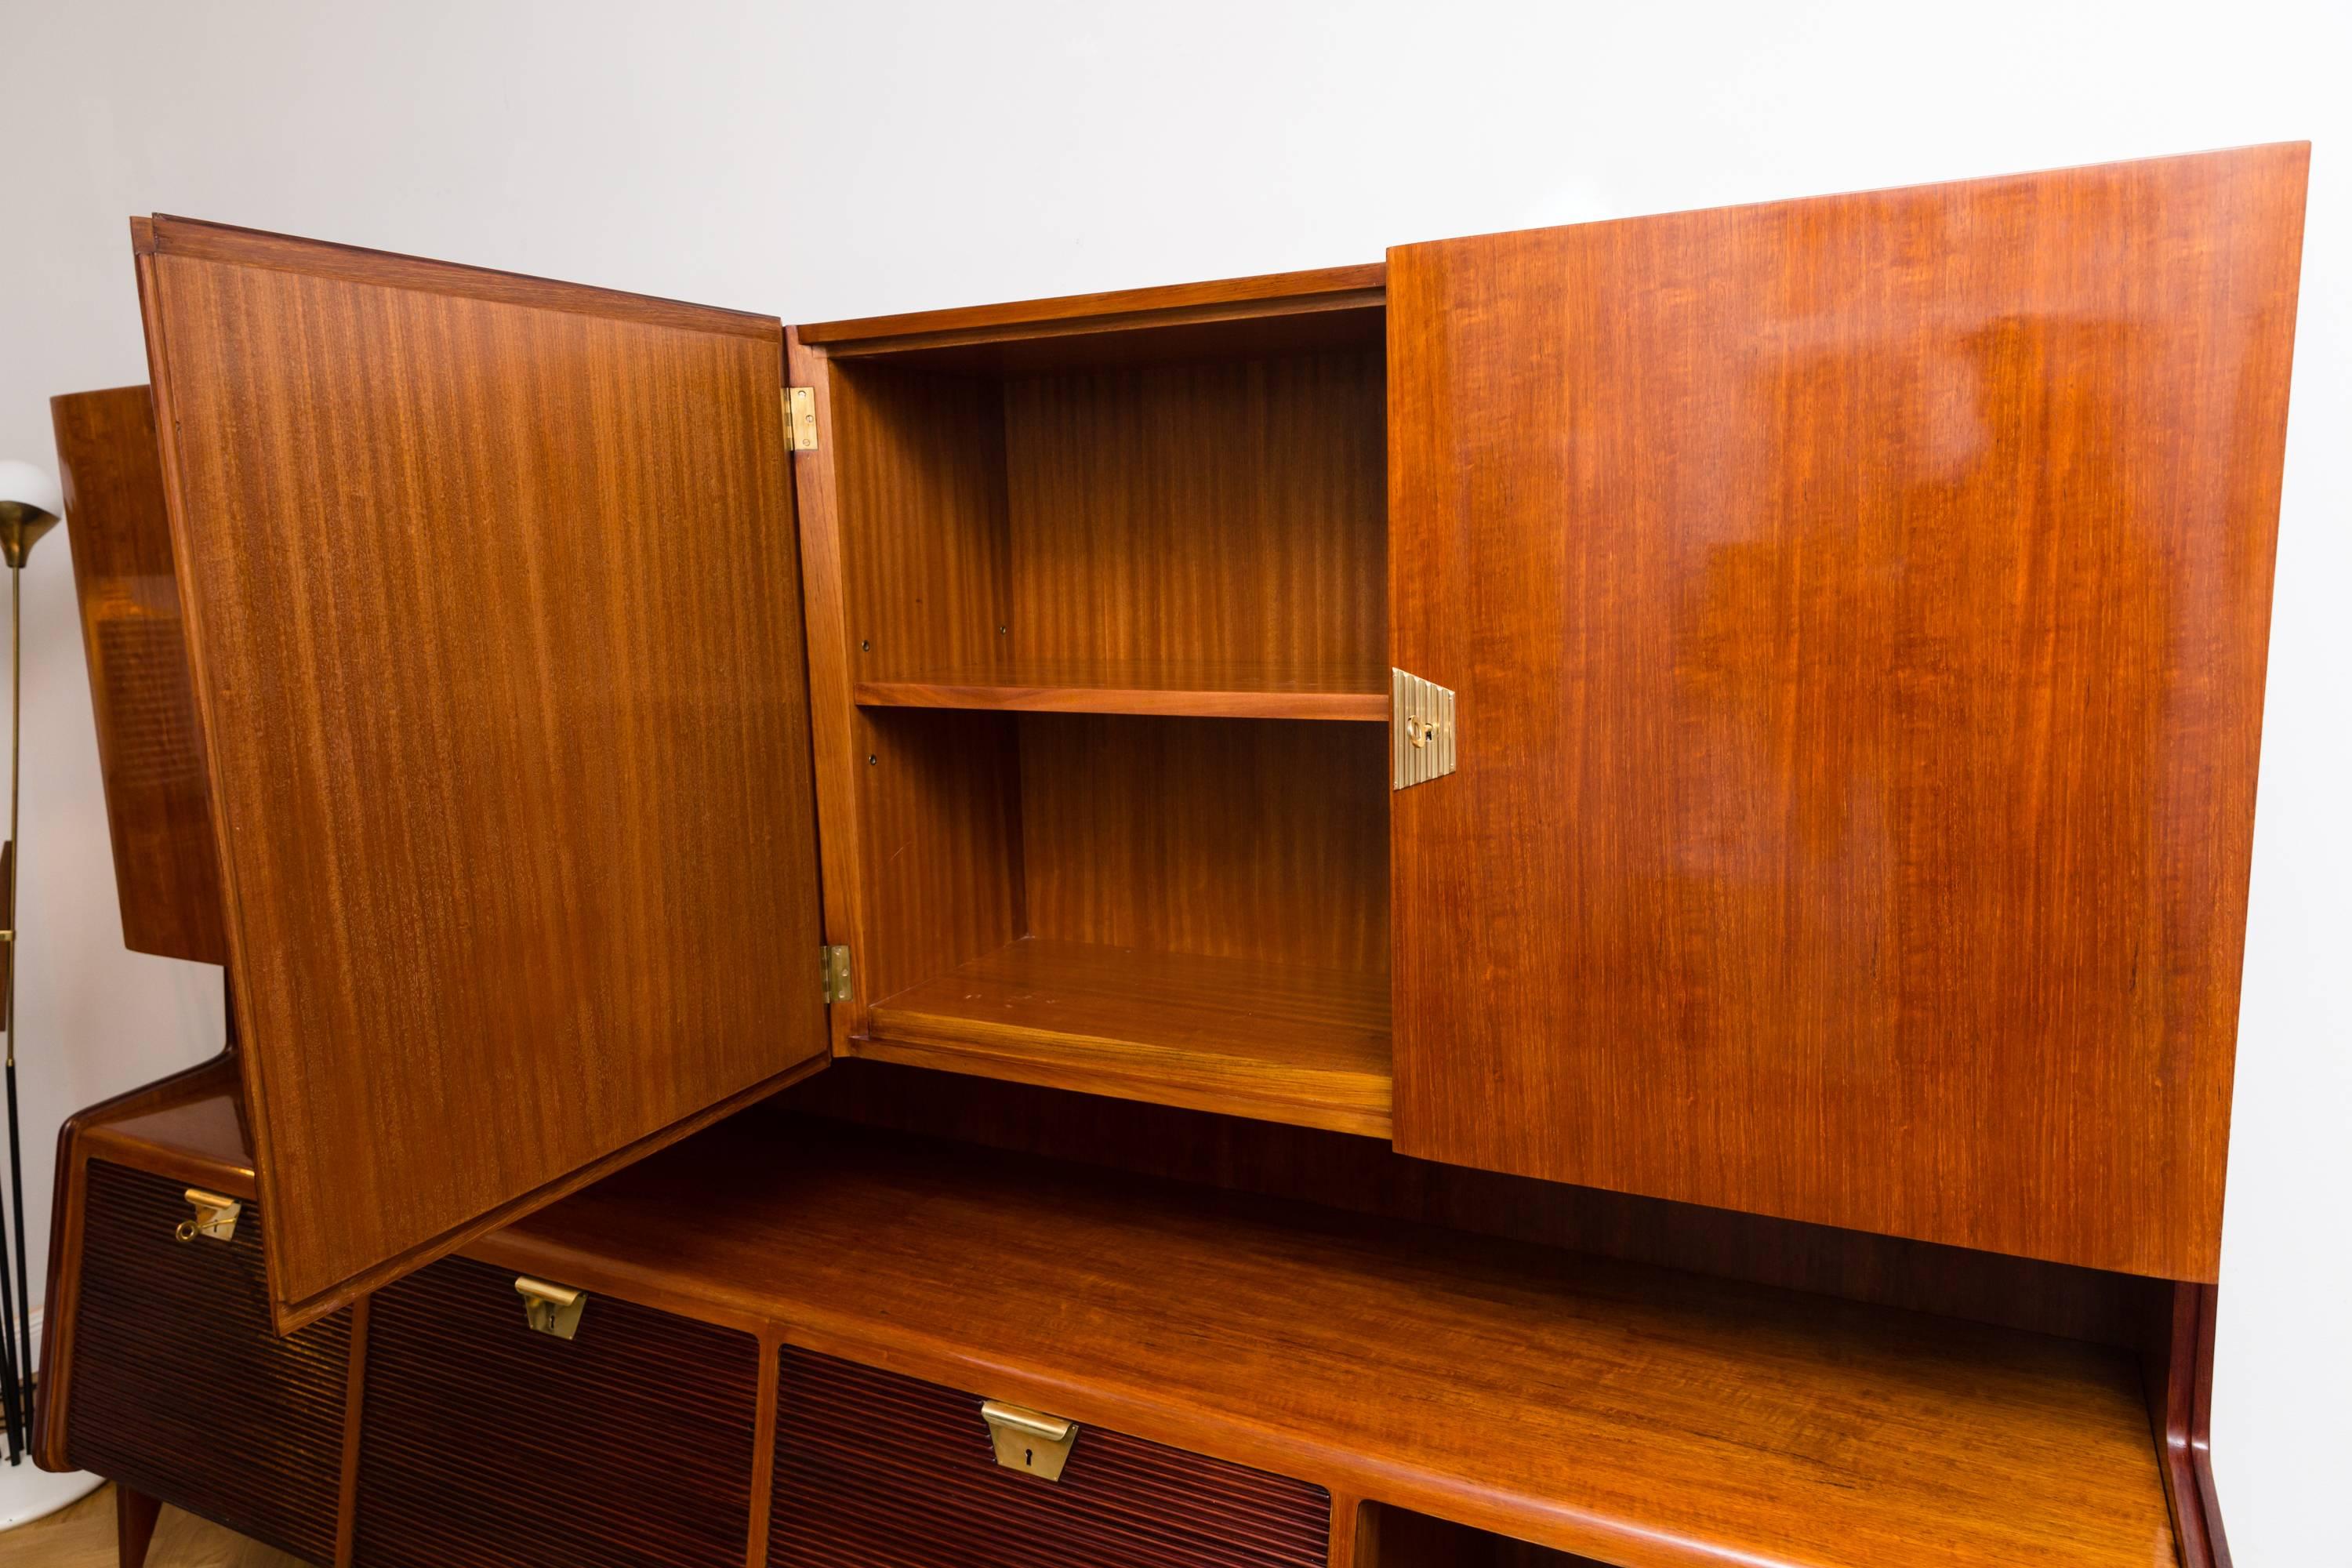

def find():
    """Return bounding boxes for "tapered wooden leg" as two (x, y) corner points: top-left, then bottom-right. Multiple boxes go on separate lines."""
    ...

(115, 1485), (162, 1568)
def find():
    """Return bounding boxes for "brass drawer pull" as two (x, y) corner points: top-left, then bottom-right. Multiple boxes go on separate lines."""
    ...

(980, 1399), (1079, 1482)
(514, 1276), (587, 1339)
(174, 1189), (241, 1243)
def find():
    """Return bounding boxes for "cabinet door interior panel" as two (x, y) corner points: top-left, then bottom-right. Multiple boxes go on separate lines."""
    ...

(1388, 144), (2309, 1278)
(133, 216), (831, 1327)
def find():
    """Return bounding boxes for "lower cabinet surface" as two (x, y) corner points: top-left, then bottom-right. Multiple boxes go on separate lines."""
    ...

(67, 1161), (349, 1565)
(771, 1345), (1332, 1568)
(352, 1254), (760, 1568)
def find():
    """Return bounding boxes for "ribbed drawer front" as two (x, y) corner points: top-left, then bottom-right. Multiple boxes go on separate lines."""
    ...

(67, 1161), (348, 1564)
(354, 1254), (759, 1568)
(771, 1346), (1330, 1568)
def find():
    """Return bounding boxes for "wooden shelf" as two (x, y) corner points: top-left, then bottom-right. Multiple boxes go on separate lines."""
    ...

(861, 937), (1392, 1136)
(854, 659), (1388, 723)
(855, 678), (1386, 722)
(486, 1116), (2178, 1568)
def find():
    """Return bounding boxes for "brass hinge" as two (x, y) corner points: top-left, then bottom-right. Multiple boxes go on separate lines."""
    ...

(514, 1276), (587, 1339)
(980, 1400), (1080, 1482)
(821, 944), (853, 1004)
(1392, 668), (1457, 789)
(783, 386), (819, 451)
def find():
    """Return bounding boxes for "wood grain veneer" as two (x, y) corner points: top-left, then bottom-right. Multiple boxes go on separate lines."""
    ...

(132, 216), (832, 1327)
(67, 1163), (349, 1566)
(1019, 713), (1388, 975)
(862, 938), (1392, 1136)
(353, 1255), (760, 1568)
(51, 386), (225, 966)
(488, 1115), (2178, 1568)
(770, 1345), (1331, 1568)
(1387, 143), (2310, 1280)
(1000, 350), (1386, 693)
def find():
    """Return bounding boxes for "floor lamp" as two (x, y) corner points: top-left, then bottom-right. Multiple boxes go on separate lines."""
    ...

(0, 459), (98, 1528)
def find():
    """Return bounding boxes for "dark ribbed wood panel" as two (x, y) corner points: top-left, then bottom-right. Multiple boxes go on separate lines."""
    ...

(67, 1161), (348, 1564)
(771, 1346), (1329, 1568)
(354, 1254), (758, 1567)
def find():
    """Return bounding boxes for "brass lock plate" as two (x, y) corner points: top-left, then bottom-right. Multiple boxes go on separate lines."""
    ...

(176, 1188), (241, 1243)
(514, 1276), (587, 1339)
(980, 1399), (1079, 1482)
(1392, 668), (1457, 789)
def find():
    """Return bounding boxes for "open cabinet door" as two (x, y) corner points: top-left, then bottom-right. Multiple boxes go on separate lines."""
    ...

(1386, 146), (2307, 1279)
(132, 217), (830, 1330)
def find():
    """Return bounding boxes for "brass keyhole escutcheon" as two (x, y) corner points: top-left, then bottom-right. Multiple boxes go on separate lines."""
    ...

(1407, 714), (1432, 748)
(176, 1189), (241, 1243)
(981, 1400), (1078, 1482)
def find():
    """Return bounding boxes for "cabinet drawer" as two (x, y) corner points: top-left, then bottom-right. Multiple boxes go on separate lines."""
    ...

(67, 1160), (349, 1564)
(354, 1254), (760, 1567)
(771, 1345), (1330, 1568)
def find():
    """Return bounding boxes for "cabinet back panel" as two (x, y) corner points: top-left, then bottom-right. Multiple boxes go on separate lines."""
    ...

(1021, 714), (1388, 975)
(1002, 349), (1386, 689)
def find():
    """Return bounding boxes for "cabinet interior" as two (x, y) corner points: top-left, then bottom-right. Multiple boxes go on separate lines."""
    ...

(1356, 1503), (1602, 1567)
(819, 298), (1393, 1134)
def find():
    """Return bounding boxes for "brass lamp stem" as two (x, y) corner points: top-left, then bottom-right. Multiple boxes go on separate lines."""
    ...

(6, 560), (17, 1069)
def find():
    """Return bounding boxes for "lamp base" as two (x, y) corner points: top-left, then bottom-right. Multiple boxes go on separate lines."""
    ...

(0, 1308), (103, 1530)
(0, 1461), (100, 1530)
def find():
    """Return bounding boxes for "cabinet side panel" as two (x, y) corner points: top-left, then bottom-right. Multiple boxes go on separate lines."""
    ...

(1388, 145), (2309, 1278)
(811, 354), (1025, 1011)
(52, 386), (226, 964)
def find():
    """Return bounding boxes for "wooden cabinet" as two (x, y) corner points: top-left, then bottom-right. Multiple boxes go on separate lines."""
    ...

(38, 141), (2309, 1567)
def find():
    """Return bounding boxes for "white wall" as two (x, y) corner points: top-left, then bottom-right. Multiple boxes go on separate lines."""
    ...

(1, 0), (2342, 1557)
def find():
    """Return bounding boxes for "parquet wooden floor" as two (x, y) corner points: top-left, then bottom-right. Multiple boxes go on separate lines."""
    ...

(0, 1486), (297, 1568)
